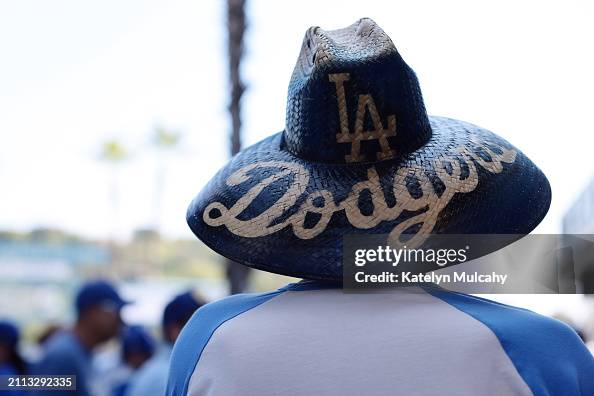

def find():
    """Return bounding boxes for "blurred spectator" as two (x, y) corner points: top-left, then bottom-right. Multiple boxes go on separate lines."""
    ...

(0, 319), (27, 375)
(125, 291), (204, 396)
(575, 327), (588, 343)
(37, 324), (63, 347)
(32, 280), (129, 396)
(121, 325), (155, 370)
(0, 320), (27, 396)
(100, 325), (155, 396)
(553, 313), (588, 343)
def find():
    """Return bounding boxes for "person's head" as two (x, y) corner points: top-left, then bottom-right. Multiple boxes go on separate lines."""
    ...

(0, 320), (26, 374)
(162, 291), (205, 344)
(75, 280), (129, 345)
(120, 325), (155, 369)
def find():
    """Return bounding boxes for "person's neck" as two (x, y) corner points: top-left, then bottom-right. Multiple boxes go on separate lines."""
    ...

(72, 322), (100, 351)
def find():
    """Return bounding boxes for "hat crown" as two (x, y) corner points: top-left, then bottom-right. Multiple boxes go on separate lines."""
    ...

(283, 18), (432, 164)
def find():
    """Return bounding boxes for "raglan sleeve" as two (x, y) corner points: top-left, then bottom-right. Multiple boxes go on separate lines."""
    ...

(423, 287), (594, 396)
(165, 289), (286, 396)
(542, 321), (594, 395)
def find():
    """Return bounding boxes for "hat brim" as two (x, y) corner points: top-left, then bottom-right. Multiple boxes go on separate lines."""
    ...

(187, 116), (551, 281)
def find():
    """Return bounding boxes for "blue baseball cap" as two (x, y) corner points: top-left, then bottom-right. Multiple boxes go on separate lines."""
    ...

(0, 320), (19, 347)
(121, 325), (155, 357)
(75, 280), (130, 314)
(162, 291), (205, 329)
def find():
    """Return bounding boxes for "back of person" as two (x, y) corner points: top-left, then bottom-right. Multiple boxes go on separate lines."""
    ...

(0, 320), (27, 396)
(32, 280), (127, 396)
(168, 282), (594, 396)
(172, 16), (593, 396)
(32, 330), (91, 395)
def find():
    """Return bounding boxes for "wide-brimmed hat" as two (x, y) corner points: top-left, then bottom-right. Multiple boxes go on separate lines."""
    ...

(187, 18), (551, 281)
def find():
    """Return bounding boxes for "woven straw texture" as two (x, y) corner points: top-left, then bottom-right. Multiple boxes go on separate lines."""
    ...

(187, 18), (551, 281)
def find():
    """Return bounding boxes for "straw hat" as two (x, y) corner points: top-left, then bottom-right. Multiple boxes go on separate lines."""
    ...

(187, 18), (551, 281)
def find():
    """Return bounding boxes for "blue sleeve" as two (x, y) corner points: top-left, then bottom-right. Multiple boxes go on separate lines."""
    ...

(424, 285), (594, 396)
(166, 288), (288, 396)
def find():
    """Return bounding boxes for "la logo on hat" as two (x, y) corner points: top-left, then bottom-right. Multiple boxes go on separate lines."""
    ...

(329, 72), (397, 163)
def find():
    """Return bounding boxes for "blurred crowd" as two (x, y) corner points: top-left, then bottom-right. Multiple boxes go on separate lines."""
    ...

(0, 280), (206, 396)
(1, 280), (594, 396)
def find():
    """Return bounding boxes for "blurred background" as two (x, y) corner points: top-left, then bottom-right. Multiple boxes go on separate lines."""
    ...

(1, 0), (594, 384)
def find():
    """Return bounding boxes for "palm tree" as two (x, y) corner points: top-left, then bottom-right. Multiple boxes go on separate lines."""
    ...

(100, 140), (128, 243)
(152, 126), (182, 232)
(226, 0), (250, 294)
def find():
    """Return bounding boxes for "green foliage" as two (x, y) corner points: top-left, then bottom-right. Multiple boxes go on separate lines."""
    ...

(0, 228), (223, 279)
(0, 228), (84, 243)
(100, 140), (128, 163)
(153, 127), (181, 149)
(112, 234), (224, 279)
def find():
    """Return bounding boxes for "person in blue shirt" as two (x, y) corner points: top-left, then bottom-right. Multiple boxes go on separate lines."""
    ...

(125, 291), (204, 396)
(0, 320), (27, 396)
(33, 280), (129, 395)
(120, 325), (155, 372)
(168, 17), (594, 396)
(105, 325), (155, 396)
(0, 320), (26, 376)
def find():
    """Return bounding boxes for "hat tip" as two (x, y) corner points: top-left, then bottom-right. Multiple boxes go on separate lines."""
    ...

(355, 17), (377, 35)
(297, 18), (392, 72)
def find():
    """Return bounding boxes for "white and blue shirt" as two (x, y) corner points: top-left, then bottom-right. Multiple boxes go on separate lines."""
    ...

(167, 281), (594, 396)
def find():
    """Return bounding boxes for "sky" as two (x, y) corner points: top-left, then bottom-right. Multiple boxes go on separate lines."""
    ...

(1, 0), (594, 240)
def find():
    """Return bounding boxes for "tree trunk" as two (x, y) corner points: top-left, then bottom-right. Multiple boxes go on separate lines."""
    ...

(226, 0), (250, 294)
